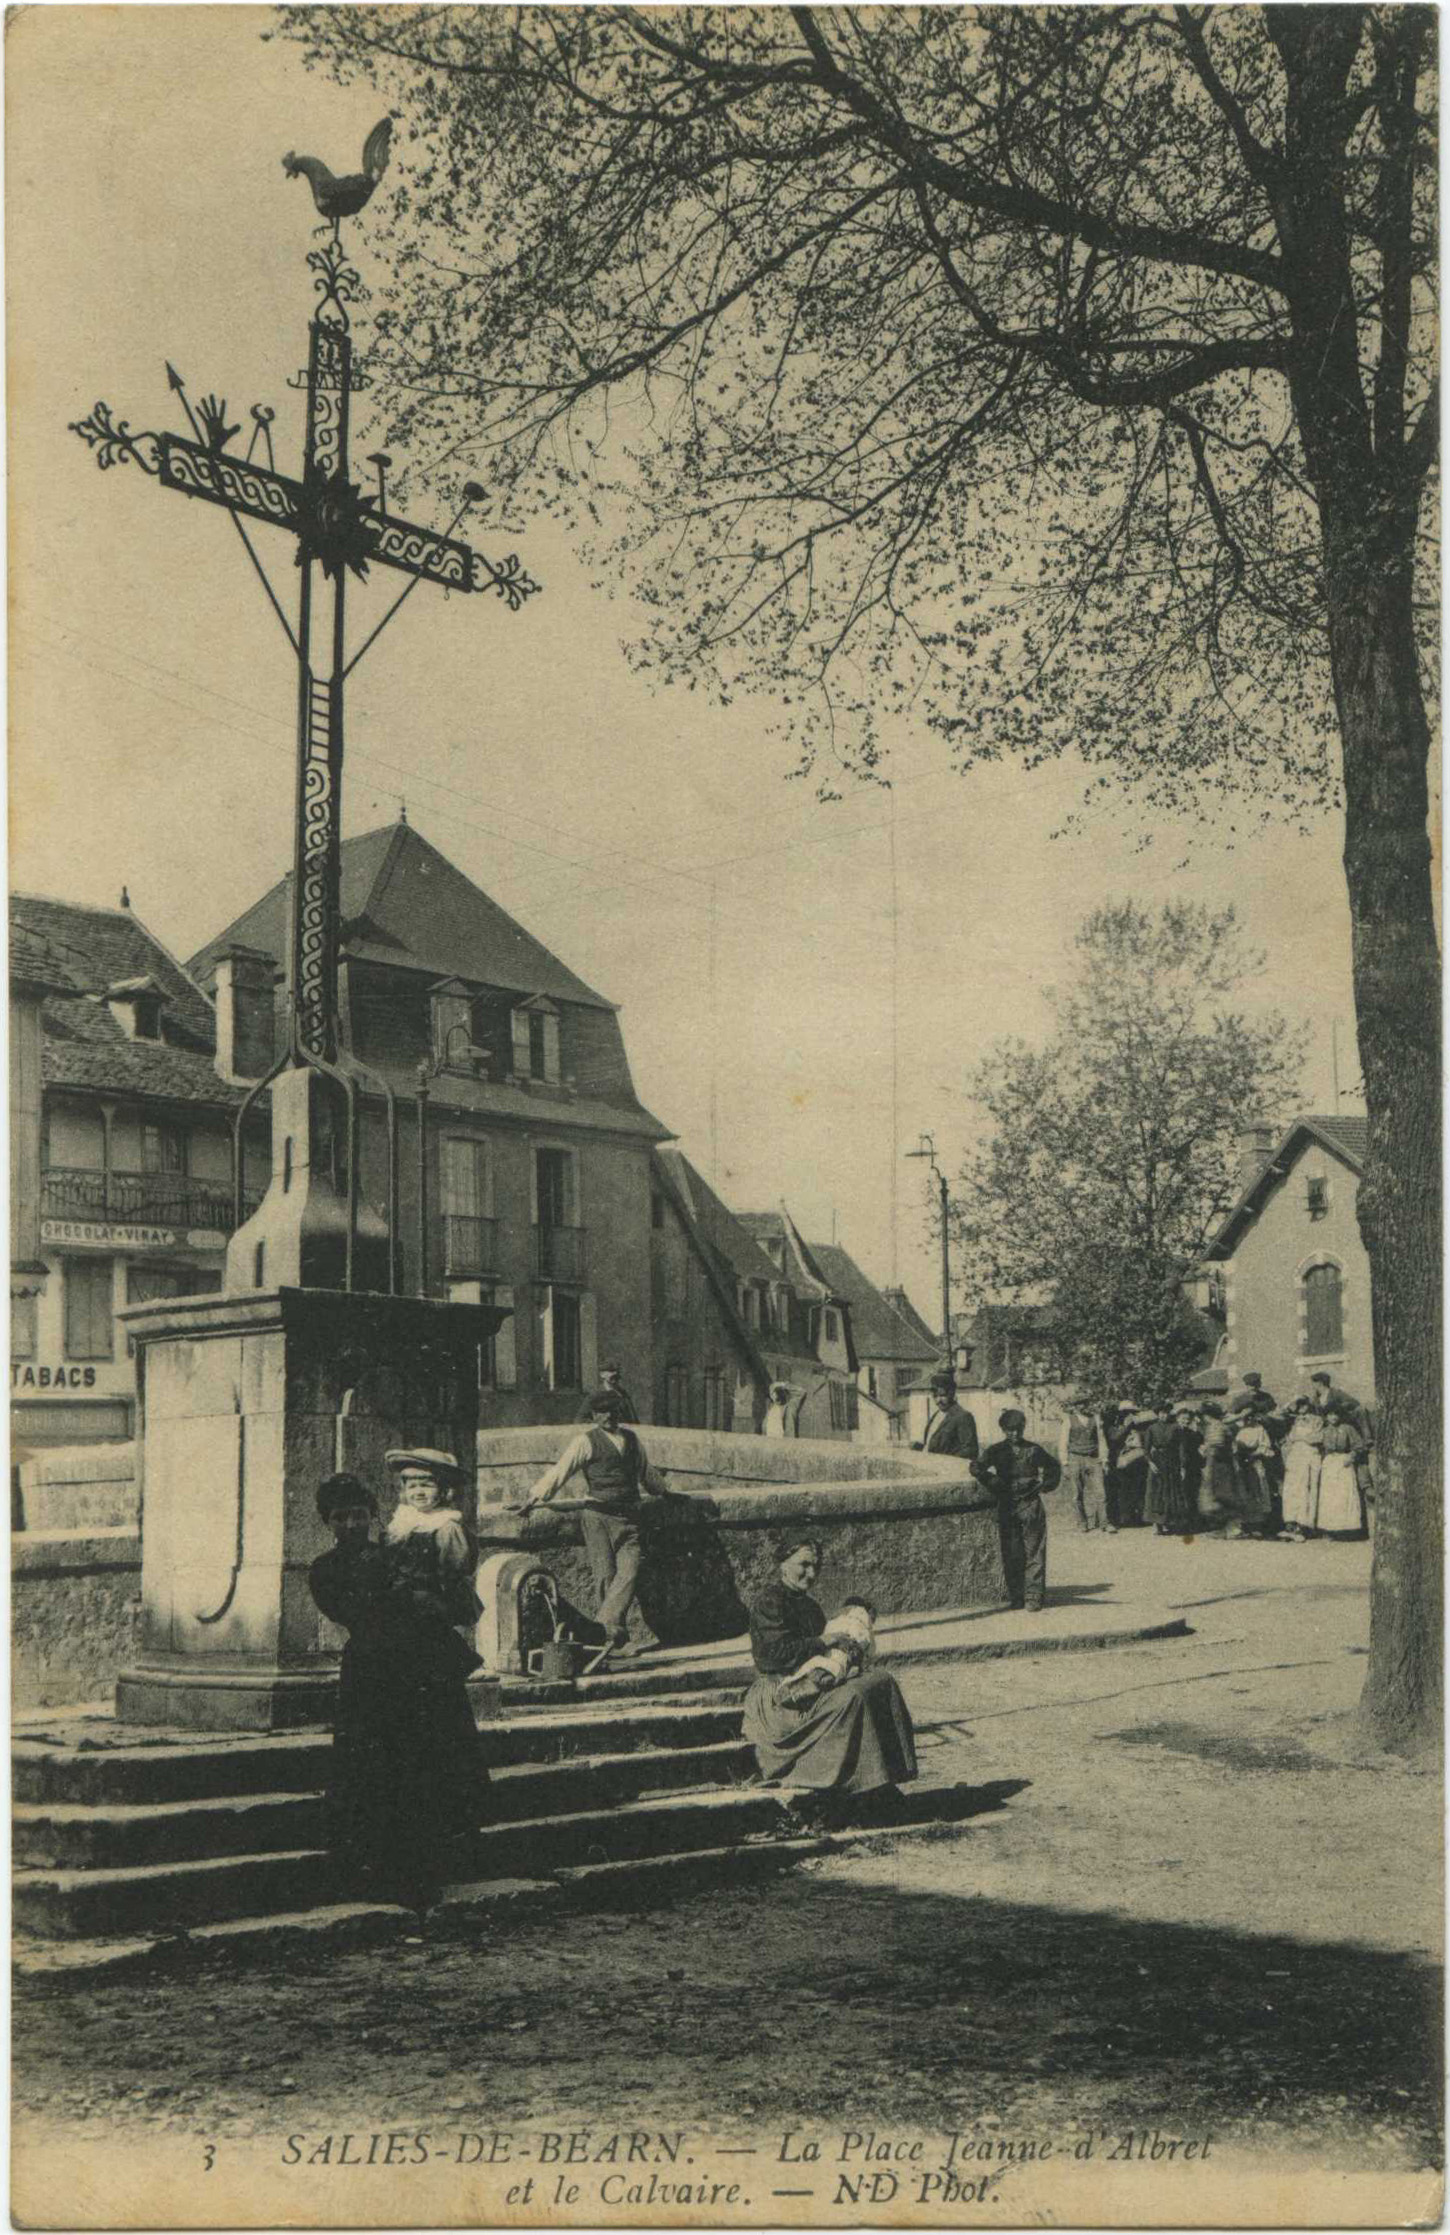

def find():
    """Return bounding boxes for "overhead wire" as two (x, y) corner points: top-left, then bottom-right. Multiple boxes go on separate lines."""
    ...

(13, 615), (976, 936)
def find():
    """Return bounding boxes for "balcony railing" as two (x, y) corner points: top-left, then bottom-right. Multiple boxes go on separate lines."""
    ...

(535, 1222), (587, 1282)
(42, 1167), (261, 1234)
(440, 1213), (501, 1279)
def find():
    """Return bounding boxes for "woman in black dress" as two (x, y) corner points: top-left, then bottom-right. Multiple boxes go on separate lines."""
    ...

(309, 1472), (485, 1914)
(742, 1536), (917, 1827)
(1146, 1404), (1202, 1535)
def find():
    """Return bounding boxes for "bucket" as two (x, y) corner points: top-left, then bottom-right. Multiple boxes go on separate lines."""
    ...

(527, 1638), (584, 1682)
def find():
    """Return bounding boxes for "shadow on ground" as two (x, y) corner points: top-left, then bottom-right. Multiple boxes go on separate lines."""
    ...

(13, 1855), (1443, 2169)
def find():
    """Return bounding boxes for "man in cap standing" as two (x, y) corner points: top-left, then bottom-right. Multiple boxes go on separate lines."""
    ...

(523, 1387), (668, 1666)
(912, 1370), (980, 1463)
(972, 1409), (1061, 1614)
(574, 1360), (639, 1425)
(1058, 1397), (1111, 1532)
(1227, 1369), (1277, 1417)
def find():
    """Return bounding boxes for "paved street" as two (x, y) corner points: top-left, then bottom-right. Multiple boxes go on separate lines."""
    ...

(13, 1513), (1442, 2217)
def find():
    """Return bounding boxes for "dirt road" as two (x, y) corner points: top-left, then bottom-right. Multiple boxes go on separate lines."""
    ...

(13, 1522), (1442, 2204)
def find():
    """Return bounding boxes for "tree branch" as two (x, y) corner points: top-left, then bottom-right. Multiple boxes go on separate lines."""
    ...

(790, 4), (1289, 294)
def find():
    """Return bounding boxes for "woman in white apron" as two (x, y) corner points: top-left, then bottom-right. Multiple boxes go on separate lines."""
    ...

(1315, 1412), (1368, 1537)
(1279, 1401), (1325, 1539)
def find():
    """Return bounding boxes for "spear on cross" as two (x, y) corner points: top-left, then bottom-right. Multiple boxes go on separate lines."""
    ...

(69, 150), (541, 1293)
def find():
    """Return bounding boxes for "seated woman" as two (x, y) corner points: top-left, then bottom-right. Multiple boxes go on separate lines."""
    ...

(743, 1537), (916, 1829)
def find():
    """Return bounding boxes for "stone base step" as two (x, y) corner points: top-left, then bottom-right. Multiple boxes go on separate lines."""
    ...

(498, 1605), (1191, 1712)
(14, 1739), (756, 1870)
(14, 1847), (332, 1941)
(14, 1880), (564, 1981)
(13, 1702), (745, 1808)
(10, 1785), (772, 1938)
(13, 1795), (994, 1981)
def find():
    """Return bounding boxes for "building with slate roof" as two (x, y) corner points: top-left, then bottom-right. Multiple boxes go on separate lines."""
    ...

(189, 818), (674, 1426)
(806, 1244), (938, 1438)
(882, 1284), (940, 1355)
(11, 894), (268, 1447)
(734, 1208), (861, 1434)
(649, 1150), (777, 1433)
(1197, 1115), (1376, 1407)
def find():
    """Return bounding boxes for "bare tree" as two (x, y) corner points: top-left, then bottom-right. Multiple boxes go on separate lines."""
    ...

(279, 4), (1440, 1749)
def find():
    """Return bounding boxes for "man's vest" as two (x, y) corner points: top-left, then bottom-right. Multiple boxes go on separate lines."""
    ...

(1065, 1413), (1099, 1457)
(582, 1426), (646, 1514)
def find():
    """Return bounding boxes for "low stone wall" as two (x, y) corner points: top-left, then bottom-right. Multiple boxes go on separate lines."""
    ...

(15, 1443), (139, 1533)
(13, 1530), (141, 1708)
(8, 1428), (1004, 1699)
(475, 1425), (1002, 1657)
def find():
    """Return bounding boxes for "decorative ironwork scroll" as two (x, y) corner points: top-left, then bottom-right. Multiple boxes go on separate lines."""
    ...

(471, 548), (543, 611)
(158, 437), (300, 529)
(67, 219), (545, 1288)
(68, 403), (162, 475)
(294, 671), (340, 1063)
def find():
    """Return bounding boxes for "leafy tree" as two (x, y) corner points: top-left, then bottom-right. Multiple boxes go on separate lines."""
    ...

(279, 6), (1440, 1749)
(951, 902), (1306, 1410)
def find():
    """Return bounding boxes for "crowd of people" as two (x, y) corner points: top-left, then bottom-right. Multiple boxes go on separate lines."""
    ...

(1061, 1366), (1374, 1545)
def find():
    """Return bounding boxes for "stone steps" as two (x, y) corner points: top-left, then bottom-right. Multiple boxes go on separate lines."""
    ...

(11, 1782), (823, 1940)
(12, 1790), (999, 1978)
(12, 1599), (1190, 1968)
(12, 1702), (744, 1806)
(14, 1738), (757, 1871)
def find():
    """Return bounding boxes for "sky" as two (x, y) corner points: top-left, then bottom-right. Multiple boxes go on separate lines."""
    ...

(7, 6), (1369, 1327)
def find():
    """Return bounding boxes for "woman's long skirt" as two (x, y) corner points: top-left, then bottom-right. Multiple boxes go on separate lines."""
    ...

(1281, 1442), (1322, 1531)
(1114, 1457), (1149, 1527)
(328, 1639), (484, 1906)
(1315, 1452), (1365, 1536)
(1147, 1444), (1199, 1532)
(743, 1666), (917, 1795)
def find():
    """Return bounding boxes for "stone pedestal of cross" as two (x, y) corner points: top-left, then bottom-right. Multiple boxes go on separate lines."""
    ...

(70, 225), (535, 1730)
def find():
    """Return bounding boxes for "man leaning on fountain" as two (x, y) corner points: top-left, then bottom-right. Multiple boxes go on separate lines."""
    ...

(518, 1387), (669, 1667)
(912, 1369), (980, 1462)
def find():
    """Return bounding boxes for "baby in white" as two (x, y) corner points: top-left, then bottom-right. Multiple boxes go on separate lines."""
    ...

(384, 1464), (481, 1628)
(781, 1598), (877, 1700)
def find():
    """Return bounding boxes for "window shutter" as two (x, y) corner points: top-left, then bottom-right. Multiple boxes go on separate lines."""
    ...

(47, 1107), (105, 1171)
(511, 1007), (532, 1079)
(1304, 1263), (1344, 1354)
(65, 1259), (113, 1360)
(536, 1286), (554, 1388)
(432, 990), (472, 1071)
(579, 1292), (598, 1389)
(495, 1287), (517, 1390)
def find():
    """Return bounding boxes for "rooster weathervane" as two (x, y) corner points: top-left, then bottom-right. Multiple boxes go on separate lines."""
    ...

(284, 115), (393, 239)
(67, 118), (542, 1293)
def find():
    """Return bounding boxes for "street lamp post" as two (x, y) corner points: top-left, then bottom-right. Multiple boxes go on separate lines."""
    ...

(905, 1133), (952, 1369)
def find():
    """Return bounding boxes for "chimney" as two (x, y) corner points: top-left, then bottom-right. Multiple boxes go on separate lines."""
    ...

(214, 946), (277, 1082)
(1235, 1121), (1276, 1189)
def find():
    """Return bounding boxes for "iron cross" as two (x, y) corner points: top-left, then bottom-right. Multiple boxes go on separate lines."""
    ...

(69, 237), (540, 1078)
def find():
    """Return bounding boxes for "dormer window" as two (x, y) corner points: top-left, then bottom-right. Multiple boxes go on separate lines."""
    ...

(430, 979), (489, 1078)
(511, 995), (560, 1084)
(105, 975), (164, 1041)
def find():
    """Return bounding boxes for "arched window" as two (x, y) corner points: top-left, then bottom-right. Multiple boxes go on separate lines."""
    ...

(1303, 1262), (1344, 1356)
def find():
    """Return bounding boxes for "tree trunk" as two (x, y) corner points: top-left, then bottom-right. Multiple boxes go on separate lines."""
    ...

(1271, 14), (1441, 1754)
(1323, 555), (1442, 1755)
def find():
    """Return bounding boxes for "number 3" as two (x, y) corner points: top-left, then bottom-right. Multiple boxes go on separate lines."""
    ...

(202, 2145), (216, 2173)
